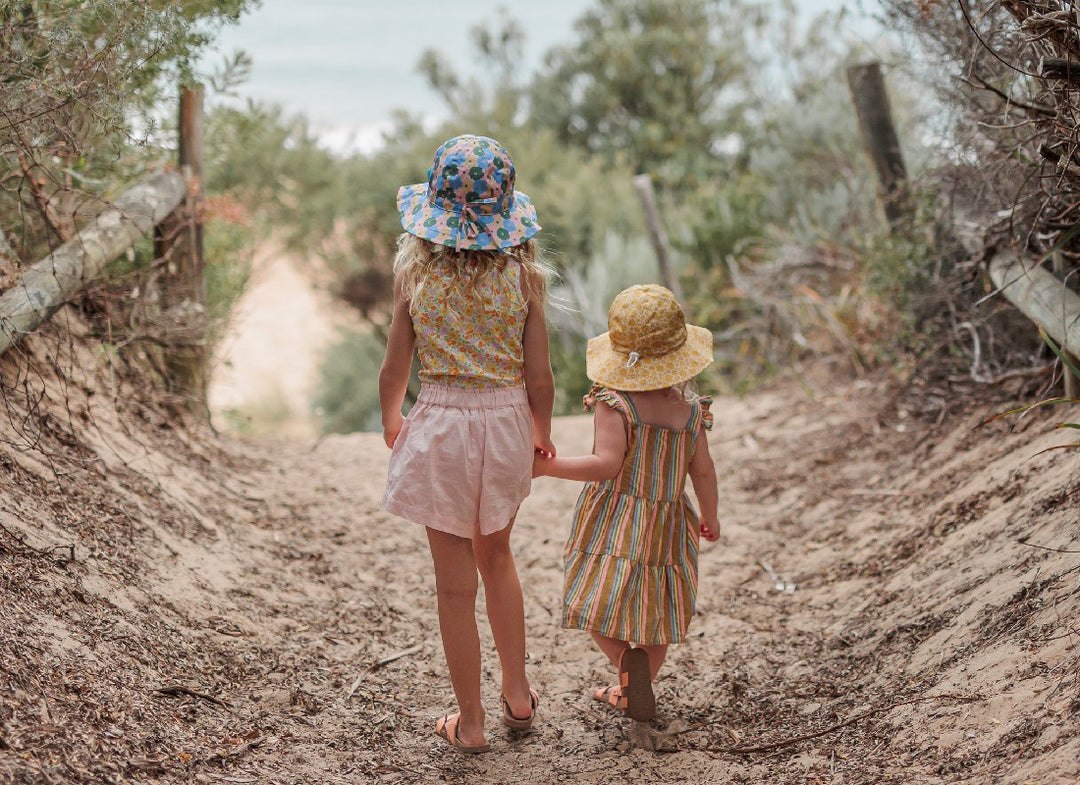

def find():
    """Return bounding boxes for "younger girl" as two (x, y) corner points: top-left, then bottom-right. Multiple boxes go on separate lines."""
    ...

(533, 284), (720, 723)
(380, 135), (556, 753)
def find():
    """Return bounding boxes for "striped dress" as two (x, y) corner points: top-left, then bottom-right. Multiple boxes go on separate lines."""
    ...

(562, 387), (713, 645)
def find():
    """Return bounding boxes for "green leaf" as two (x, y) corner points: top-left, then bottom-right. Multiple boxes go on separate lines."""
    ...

(1038, 326), (1080, 381)
(979, 397), (1078, 426)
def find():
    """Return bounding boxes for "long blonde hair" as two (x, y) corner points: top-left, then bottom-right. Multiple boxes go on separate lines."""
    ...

(393, 233), (553, 305)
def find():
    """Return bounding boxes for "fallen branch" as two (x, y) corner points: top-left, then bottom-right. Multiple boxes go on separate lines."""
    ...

(0, 522), (74, 562)
(701, 693), (977, 755)
(1040, 56), (1080, 82)
(206, 732), (265, 765)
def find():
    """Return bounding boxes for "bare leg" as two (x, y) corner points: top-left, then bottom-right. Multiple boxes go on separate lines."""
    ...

(640, 644), (669, 681)
(590, 634), (670, 684)
(426, 528), (486, 747)
(591, 632), (630, 674)
(473, 518), (533, 719)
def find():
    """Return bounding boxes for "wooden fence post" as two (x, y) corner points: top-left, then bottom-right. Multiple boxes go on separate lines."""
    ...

(155, 85), (207, 410)
(847, 62), (911, 231)
(632, 174), (684, 302)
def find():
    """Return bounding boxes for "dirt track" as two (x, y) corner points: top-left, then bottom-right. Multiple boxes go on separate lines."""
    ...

(2, 350), (1079, 784)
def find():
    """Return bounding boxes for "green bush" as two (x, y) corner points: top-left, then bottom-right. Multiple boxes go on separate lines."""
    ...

(314, 328), (388, 435)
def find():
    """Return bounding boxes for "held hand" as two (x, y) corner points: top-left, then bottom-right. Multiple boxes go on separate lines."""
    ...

(700, 518), (721, 542)
(532, 448), (553, 478)
(534, 435), (556, 460)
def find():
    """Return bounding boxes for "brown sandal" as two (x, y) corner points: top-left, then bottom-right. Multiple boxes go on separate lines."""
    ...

(619, 647), (656, 722)
(435, 713), (491, 754)
(501, 688), (539, 729)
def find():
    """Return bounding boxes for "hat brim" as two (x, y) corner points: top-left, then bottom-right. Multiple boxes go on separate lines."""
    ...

(586, 324), (713, 391)
(397, 183), (541, 251)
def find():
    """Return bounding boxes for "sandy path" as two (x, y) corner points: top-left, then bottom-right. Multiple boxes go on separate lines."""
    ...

(3, 350), (1078, 784)
(208, 246), (360, 438)
(235, 403), (759, 783)
(205, 378), (1077, 784)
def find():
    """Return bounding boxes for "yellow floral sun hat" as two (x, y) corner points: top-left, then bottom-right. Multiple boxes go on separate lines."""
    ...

(586, 284), (713, 391)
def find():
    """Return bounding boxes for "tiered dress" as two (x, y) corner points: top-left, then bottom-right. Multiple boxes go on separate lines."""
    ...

(562, 387), (713, 645)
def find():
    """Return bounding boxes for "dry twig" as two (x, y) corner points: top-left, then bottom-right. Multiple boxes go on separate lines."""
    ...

(345, 643), (422, 699)
(153, 685), (231, 710)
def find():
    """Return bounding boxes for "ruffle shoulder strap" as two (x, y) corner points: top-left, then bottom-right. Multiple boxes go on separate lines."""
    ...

(582, 385), (635, 421)
(695, 396), (714, 432)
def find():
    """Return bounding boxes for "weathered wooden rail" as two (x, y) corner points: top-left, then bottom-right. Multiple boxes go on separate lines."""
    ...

(0, 170), (187, 356)
(0, 86), (207, 404)
(989, 251), (1080, 396)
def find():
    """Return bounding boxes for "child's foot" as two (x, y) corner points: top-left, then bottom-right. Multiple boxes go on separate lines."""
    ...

(619, 647), (656, 722)
(434, 713), (490, 754)
(500, 688), (539, 729)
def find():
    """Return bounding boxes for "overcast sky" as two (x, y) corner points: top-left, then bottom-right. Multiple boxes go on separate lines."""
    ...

(204, 0), (883, 152)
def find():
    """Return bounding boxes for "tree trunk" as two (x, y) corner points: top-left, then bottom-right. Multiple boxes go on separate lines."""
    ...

(632, 174), (684, 302)
(0, 170), (185, 357)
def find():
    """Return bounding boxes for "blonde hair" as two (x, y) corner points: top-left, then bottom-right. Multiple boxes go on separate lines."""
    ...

(393, 233), (553, 304)
(672, 378), (700, 401)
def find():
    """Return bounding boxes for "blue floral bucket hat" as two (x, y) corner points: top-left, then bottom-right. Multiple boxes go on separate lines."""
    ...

(396, 134), (541, 251)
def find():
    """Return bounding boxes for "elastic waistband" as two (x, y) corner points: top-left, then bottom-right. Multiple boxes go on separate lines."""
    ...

(417, 384), (528, 409)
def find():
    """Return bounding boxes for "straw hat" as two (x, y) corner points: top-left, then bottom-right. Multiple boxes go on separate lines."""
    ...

(586, 285), (713, 391)
(396, 134), (541, 251)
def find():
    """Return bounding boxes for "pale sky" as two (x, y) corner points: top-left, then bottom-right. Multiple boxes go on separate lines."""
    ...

(204, 0), (883, 152)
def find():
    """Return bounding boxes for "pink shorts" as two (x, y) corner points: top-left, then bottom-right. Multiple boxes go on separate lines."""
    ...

(383, 384), (533, 538)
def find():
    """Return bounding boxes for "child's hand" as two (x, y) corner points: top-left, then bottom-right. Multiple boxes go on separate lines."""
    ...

(532, 448), (553, 478)
(700, 518), (721, 542)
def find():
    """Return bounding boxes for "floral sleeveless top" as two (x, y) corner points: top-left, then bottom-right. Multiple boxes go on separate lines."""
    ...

(410, 261), (528, 389)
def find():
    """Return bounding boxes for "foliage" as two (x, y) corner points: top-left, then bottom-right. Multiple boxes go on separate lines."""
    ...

(673, 4), (885, 261)
(664, 8), (930, 392)
(529, 0), (766, 191)
(416, 7), (529, 133)
(218, 385), (297, 437)
(200, 193), (255, 344)
(190, 0), (951, 431)
(0, 0), (255, 259)
(205, 10), (666, 429)
(875, 0), (1080, 392)
(293, 0), (946, 427)
(547, 232), (662, 409)
(313, 328), (389, 435)
(0, 0), (260, 407)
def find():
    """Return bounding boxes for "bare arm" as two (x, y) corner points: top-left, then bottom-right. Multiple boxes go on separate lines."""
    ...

(688, 425), (720, 541)
(378, 277), (415, 448)
(534, 403), (626, 482)
(522, 288), (556, 457)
